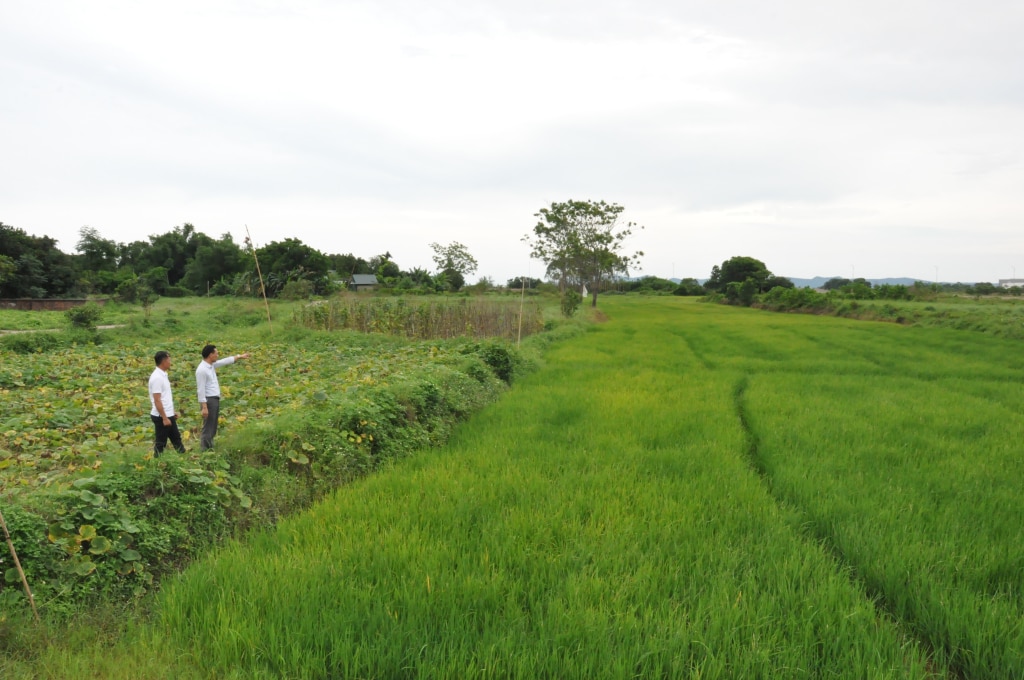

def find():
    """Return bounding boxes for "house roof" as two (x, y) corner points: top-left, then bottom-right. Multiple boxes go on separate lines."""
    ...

(350, 274), (379, 285)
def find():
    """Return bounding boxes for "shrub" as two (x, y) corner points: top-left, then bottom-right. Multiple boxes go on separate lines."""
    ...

(280, 280), (314, 300)
(1, 332), (63, 354)
(115, 277), (140, 303)
(65, 303), (103, 330)
(472, 341), (520, 384)
(561, 289), (582, 317)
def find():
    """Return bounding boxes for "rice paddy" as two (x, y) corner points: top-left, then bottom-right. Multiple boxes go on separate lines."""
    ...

(17, 296), (1024, 678)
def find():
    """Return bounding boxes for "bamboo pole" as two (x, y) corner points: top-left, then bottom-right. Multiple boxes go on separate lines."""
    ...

(0, 507), (40, 622)
(517, 274), (526, 346)
(245, 225), (273, 333)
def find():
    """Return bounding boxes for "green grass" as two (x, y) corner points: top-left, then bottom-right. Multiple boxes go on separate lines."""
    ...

(11, 296), (1024, 678)
(142, 298), (944, 678)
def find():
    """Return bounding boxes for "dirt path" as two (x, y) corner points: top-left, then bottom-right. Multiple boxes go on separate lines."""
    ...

(0, 324), (125, 334)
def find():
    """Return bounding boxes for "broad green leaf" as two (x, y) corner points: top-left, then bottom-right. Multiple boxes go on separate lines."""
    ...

(89, 536), (113, 555)
(48, 522), (73, 541)
(78, 524), (98, 541)
(71, 559), (96, 576)
(79, 489), (105, 505)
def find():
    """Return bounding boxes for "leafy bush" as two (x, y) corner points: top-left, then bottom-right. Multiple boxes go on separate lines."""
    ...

(1, 331), (64, 354)
(561, 289), (582, 317)
(758, 286), (830, 312)
(65, 303), (103, 330)
(0, 451), (250, 613)
(469, 341), (520, 384)
(280, 280), (314, 300)
(115, 277), (140, 303)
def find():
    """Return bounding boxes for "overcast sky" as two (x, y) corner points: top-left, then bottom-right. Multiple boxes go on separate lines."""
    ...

(3, 0), (1022, 284)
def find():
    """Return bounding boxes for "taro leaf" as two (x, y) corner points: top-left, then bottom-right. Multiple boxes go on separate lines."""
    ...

(89, 535), (113, 555)
(48, 522), (73, 542)
(78, 525), (98, 541)
(79, 489), (105, 505)
(301, 441), (316, 451)
(187, 475), (210, 484)
(80, 507), (97, 520)
(120, 549), (142, 562)
(116, 562), (135, 575)
(71, 559), (96, 576)
(287, 450), (310, 465)
(4, 568), (21, 584)
(72, 477), (97, 488)
(228, 488), (253, 508)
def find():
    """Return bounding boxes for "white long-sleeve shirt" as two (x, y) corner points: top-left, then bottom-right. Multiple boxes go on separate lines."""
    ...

(196, 356), (236, 403)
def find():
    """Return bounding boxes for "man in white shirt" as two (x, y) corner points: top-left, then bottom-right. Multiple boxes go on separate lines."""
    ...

(196, 344), (251, 451)
(149, 350), (185, 456)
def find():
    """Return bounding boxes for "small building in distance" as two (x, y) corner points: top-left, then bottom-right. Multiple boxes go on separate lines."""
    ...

(998, 278), (1024, 289)
(348, 274), (379, 292)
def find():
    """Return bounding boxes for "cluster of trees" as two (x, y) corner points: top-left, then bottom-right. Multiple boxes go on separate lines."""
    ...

(820, 277), (1020, 300)
(0, 222), (485, 300)
(820, 277), (924, 301)
(698, 256), (794, 306)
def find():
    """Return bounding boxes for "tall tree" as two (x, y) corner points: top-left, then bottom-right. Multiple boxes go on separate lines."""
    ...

(429, 241), (478, 292)
(75, 226), (120, 273)
(369, 252), (400, 282)
(525, 200), (643, 307)
(143, 223), (211, 286)
(181, 233), (247, 294)
(706, 256), (771, 293)
(0, 223), (78, 297)
(327, 253), (370, 278)
(0, 254), (15, 287)
(254, 238), (331, 295)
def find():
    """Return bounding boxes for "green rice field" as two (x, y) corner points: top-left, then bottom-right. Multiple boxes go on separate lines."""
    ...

(22, 296), (1024, 678)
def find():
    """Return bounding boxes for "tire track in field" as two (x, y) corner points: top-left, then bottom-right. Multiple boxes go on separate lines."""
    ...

(668, 328), (714, 370)
(732, 375), (963, 680)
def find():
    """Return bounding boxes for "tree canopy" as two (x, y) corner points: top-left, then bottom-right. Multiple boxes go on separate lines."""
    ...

(430, 241), (478, 292)
(0, 223), (78, 298)
(525, 199), (643, 307)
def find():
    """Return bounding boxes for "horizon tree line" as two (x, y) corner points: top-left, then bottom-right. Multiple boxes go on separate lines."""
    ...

(0, 222), (492, 300)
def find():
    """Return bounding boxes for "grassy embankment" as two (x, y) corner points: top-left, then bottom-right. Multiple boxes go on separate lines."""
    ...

(11, 296), (1024, 678)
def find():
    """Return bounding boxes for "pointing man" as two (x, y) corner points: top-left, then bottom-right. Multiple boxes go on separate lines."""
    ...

(196, 344), (250, 451)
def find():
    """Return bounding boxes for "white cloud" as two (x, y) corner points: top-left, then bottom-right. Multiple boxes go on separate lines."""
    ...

(2, 0), (1022, 285)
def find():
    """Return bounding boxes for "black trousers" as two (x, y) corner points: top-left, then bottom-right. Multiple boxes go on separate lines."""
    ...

(151, 415), (185, 455)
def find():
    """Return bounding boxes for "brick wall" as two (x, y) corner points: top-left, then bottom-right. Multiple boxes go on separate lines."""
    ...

(0, 299), (109, 311)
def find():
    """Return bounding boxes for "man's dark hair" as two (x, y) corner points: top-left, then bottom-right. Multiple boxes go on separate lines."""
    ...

(154, 350), (170, 366)
(202, 344), (217, 359)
